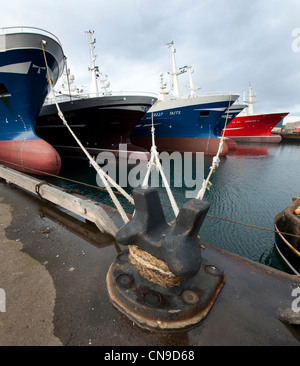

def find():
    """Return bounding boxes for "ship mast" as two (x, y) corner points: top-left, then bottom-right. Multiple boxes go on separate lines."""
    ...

(158, 72), (169, 101)
(244, 82), (258, 115)
(86, 30), (99, 97)
(166, 41), (186, 98)
(186, 66), (200, 98)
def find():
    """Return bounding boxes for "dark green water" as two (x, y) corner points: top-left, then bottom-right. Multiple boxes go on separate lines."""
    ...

(47, 141), (300, 274)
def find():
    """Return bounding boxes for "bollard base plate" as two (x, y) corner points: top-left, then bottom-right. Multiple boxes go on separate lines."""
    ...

(106, 249), (225, 332)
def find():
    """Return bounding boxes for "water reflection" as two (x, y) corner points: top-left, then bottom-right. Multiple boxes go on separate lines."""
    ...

(39, 203), (117, 249)
(232, 141), (282, 155)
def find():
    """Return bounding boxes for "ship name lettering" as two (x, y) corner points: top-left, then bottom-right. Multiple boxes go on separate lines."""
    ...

(169, 110), (181, 115)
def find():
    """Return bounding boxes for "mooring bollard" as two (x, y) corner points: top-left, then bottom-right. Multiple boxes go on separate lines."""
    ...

(106, 187), (225, 332)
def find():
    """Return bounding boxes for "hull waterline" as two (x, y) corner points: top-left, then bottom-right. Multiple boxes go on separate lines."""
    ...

(223, 112), (289, 143)
(36, 94), (157, 160)
(131, 136), (229, 156)
(131, 94), (239, 155)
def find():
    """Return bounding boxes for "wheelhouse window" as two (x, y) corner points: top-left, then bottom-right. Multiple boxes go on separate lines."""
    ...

(200, 111), (209, 117)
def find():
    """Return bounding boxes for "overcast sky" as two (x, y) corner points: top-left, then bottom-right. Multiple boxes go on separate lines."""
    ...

(2, 0), (300, 119)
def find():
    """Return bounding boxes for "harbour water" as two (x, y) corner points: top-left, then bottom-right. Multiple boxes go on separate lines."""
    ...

(48, 140), (300, 274)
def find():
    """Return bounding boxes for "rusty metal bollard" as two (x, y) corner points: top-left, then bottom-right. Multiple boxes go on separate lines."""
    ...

(106, 187), (225, 332)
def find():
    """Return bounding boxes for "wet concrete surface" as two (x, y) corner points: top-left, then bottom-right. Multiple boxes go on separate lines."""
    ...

(0, 198), (61, 346)
(0, 180), (300, 346)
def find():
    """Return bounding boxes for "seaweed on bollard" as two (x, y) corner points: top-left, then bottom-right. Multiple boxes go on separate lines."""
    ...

(106, 187), (225, 332)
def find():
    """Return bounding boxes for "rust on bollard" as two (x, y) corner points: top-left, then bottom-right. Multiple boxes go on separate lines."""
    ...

(106, 187), (225, 332)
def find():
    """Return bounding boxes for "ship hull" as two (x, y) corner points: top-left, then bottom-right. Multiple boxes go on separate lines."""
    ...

(0, 139), (61, 175)
(131, 136), (229, 155)
(214, 104), (247, 137)
(131, 94), (239, 155)
(36, 94), (157, 159)
(223, 112), (289, 143)
(225, 134), (282, 143)
(0, 27), (64, 175)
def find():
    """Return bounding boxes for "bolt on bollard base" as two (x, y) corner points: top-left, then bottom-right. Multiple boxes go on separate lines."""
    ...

(107, 248), (225, 332)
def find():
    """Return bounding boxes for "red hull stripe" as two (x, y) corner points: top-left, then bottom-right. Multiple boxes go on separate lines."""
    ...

(131, 136), (229, 156)
(224, 112), (288, 138)
(0, 139), (61, 175)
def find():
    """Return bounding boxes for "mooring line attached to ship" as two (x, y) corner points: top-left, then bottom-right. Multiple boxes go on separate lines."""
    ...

(142, 111), (179, 217)
(196, 94), (232, 201)
(41, 40), (132, 224)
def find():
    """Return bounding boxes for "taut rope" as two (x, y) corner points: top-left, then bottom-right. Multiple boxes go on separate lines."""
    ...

(41, 41), (133, 224)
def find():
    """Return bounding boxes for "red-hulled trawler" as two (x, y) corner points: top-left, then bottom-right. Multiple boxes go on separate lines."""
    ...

(222, 83), (289, 143)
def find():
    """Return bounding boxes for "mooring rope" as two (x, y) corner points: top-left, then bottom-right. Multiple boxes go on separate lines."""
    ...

(196, 95), (232, 200)
(41, 41), (132, 224)
(128, 245), (183, 288)
(142, 112), (179, 216)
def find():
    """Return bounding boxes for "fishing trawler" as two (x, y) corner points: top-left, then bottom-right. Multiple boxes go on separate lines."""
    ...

(36, 31), (157, 160)
(131, 42), (239, 156)
(221, 83), (289, 143)
(0, 26), (64, 175)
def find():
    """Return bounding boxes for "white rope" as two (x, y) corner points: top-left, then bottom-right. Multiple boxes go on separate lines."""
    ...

(196, 95), (232, 200)
(41, 41), (132, 224)
(196, 138), (224, 200)
(142, 112), (179, 217)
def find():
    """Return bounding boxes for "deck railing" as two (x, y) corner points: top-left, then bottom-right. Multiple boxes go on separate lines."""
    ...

(0, 26), (62, 46)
